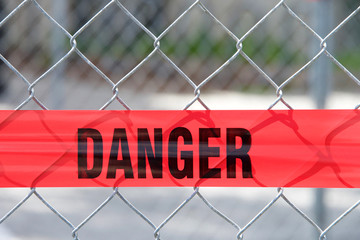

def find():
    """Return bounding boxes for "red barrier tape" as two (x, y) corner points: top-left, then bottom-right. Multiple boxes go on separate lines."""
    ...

(0, 110), (359, 188)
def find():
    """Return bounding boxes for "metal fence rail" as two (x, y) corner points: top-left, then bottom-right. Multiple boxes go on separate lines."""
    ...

(0, 0), (360, 239)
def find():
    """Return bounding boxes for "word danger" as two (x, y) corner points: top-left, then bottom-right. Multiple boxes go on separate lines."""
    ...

(78, 128), (253, 179)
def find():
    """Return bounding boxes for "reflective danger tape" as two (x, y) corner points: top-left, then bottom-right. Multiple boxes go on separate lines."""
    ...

(0, 110), (359, 188)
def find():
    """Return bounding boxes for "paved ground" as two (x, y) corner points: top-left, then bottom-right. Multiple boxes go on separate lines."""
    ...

(0, 77), (360, 239)
(1, 187), (360, 239)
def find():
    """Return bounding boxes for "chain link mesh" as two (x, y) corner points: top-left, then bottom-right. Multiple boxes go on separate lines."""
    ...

(0, 0), (360, 239)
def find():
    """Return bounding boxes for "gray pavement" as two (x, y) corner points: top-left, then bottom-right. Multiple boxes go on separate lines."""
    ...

(1, 187), (360, 239)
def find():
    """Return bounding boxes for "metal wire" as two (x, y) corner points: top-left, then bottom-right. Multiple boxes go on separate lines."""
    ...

(0, 0), (360, 239)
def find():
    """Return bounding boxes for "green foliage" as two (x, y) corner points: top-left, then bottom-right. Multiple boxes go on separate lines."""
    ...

(336, 48), (360, 71)
(75, 28), (310, 68)
(242, 35), (307, 65)
(160, 30), (237, 59)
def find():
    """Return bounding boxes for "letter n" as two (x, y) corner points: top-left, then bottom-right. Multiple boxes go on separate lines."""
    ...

(138, 128), (163, 178)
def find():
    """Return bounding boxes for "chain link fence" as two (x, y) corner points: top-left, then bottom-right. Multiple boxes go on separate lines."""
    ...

(0, 0), (360, 239)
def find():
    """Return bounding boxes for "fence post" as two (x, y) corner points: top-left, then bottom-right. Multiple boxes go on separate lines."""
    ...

(308, 0), (334, 233)
(51, 0), (68, 109)
(309, 0), (333, 109)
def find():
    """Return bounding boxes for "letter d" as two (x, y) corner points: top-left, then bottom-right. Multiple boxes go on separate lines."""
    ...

(78, 128), (103, 178)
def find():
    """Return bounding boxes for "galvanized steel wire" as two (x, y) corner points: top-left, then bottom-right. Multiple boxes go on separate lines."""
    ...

(0, 0), (360, 239)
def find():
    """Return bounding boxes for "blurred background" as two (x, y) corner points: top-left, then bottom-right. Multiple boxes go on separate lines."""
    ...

(0, 0), (359, 110)
(0, 0), (360, 239)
